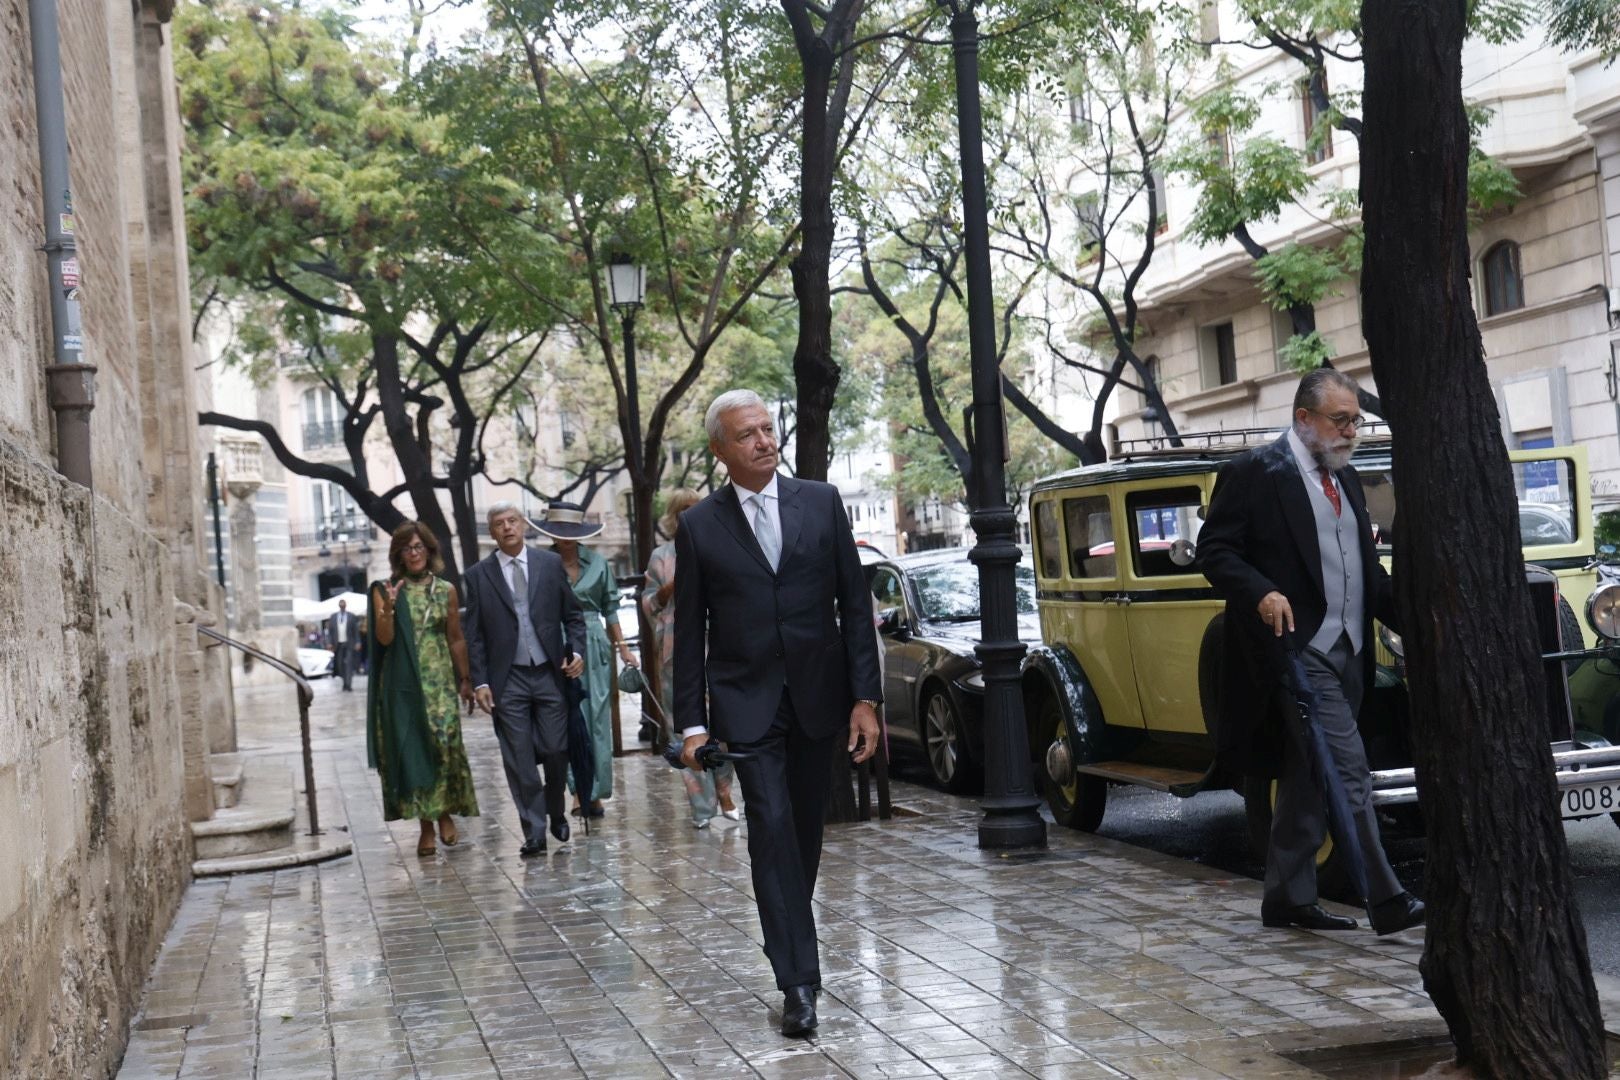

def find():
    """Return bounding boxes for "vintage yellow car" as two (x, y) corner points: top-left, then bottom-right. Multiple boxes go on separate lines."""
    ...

(1021, 436), (1620, 886)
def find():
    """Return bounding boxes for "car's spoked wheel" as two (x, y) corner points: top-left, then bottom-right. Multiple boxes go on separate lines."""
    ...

(1041, 696), (1106, 831)
(922, 690), (975, 794)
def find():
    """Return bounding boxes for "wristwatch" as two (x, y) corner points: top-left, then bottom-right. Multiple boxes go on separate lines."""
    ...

(857, 698), (881, 710)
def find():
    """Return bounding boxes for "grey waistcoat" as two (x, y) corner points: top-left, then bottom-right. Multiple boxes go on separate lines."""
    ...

(1304, 468), (1364, 655)
(510, 555), (548, 666)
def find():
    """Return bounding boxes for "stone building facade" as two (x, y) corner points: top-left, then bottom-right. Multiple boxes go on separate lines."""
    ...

(1104, 16), (1620, 522)
(1, 0), (229, 1075)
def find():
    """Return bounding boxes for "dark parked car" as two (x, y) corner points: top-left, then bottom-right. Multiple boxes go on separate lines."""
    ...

(863, 548), (1041, 792)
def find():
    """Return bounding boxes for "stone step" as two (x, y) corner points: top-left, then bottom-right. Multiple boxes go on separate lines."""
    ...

(208, 752), (244, 809)
(190, 758), (295, 859)
(192, 836), (353, 877)
(190, 752), (353, 876)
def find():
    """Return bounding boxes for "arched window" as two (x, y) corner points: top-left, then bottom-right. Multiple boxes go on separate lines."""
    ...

(1482, 241), (1524, 316)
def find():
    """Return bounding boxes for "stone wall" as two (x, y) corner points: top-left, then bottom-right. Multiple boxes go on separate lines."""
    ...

(1, 0), (226, 1076)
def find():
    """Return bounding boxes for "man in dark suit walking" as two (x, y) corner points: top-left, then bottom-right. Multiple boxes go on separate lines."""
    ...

(462, 503), (586, 857)
(1198, 368), (1424, 936)
(674, 389), (882, 1037)
(326, 599), (361, 691)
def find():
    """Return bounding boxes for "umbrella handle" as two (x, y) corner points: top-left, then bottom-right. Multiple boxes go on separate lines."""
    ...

(661, 740), (755, 770)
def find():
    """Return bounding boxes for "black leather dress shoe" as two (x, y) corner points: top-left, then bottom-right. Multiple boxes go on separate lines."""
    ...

(1369, 891), (1426, 936)
(550, 816), (570, 843)
(519, 838), (546, 858)
(781, 985), (817, 1037)
(1261, 902), (1358, 931)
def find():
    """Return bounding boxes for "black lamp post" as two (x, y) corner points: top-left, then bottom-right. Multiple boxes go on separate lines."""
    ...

(607, 253), (646, 569)
(941, 0), (1047, 850)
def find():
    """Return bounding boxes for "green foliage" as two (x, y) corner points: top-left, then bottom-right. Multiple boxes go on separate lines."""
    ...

(1545, 0), (1620, 59)
(1254, 242), (1348, 308)
(1277, 330), (1333, 372)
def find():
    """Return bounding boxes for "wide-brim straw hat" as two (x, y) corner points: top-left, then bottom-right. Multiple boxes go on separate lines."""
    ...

(532, 501), (604, 541)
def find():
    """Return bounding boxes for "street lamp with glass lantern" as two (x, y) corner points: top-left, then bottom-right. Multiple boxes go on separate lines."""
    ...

(606, 253), (646, 569)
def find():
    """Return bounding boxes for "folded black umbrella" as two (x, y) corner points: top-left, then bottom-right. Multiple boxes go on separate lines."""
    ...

(1279, 647), (1370, 903)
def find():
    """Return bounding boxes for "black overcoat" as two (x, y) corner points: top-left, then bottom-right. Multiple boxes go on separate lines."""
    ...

(1195, 435), (1399, 776)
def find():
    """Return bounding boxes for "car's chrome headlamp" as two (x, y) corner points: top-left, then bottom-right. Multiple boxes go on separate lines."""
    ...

(1587, 583), (1620, 641)
(1377, 624), (1405, 660)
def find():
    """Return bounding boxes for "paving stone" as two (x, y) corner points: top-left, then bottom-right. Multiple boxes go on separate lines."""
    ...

(109, 680), (1483, 1079)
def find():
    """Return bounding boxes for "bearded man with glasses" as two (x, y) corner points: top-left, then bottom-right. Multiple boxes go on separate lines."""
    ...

(1197, 368), (1425, 937)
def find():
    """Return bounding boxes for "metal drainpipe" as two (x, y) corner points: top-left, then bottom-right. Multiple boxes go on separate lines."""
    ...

(29, 0), (95, 487)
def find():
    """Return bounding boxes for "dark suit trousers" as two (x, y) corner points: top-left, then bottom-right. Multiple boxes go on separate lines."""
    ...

(1265, 634), (1402, 908)
(495, 663), (568, 843)
(728, 696), (835, 991)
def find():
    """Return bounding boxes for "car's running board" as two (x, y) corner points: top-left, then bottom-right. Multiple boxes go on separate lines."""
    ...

(1074, 760), (1209, 796)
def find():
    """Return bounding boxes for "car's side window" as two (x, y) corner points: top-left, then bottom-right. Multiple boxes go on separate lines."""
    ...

(1063, 495), (1116, 579)
(1360, 466), (1396, 547)
(871, 568), (906, 617)
(1033, 500), (1063, 579)
(1125, 487), (1202, 577)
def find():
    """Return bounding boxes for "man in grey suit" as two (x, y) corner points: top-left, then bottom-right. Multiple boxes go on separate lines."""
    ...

(325, 599), (361, 691)
(463, 503), (586, 857)
(675, 389), (882, 1036)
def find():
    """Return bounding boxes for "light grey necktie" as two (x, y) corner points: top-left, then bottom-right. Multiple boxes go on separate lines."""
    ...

(510, 553), (527, 597)
(749, 492), (780, 571)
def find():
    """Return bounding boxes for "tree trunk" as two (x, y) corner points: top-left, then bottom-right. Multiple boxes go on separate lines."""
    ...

(374, 333), (461, 581)
(789, 35), (839, 484)
(1360, 2), (1605, 1075)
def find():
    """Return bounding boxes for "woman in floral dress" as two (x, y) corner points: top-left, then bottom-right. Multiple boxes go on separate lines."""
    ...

(367, 522), (479, 856)
(534, 502), (638, 817)
(642, 490), (738, 828)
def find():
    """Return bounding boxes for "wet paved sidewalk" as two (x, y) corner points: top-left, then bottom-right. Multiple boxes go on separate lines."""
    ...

(114, 680), (1603, 1079)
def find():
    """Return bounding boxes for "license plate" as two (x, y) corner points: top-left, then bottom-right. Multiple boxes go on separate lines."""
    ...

(1560, 780), (1620, 819)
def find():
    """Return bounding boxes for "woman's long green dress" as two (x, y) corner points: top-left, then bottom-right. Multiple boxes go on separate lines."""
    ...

(564, 544), (620, 801)
(367, 576), (479, 822)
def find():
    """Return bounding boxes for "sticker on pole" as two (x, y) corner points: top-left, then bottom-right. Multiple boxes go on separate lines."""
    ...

(63, 334), (82, 353)
(59, 213), (75, 235)
(61, 259), (79, 288)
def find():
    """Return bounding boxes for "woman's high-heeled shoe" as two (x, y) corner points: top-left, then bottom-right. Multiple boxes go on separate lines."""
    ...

(438, 815), (458, 846)
(417, 825), (436, 857)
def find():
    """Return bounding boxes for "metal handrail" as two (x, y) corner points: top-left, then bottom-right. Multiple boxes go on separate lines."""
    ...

(196, 625), (321, 835)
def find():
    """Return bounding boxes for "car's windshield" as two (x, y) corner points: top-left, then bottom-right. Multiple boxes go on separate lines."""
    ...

(911, 562), (1037, 620)
(1359, 456), (1577, 550)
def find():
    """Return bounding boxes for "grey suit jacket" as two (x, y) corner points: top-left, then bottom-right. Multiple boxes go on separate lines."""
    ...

(462, 546), (587, 702)
(673, 476), (882, 743)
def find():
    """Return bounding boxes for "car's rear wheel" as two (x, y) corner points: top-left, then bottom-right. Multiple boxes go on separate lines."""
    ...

(1242, 775), (1355, 903)
(920, 687), (976, 794)
(1038, 690), (1106, 831)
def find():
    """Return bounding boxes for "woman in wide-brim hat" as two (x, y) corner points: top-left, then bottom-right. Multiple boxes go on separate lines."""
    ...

(536, 502), (637, 817)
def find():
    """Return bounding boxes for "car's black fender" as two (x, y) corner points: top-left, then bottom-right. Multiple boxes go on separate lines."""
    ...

(1021, 643), (1105, 767)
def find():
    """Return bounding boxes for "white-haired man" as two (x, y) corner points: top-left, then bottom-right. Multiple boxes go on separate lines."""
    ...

(462, 503), (586, 857)
(674, 389), (883, 1036)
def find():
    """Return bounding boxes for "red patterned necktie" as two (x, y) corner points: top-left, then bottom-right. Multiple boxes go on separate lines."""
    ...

(1319, 467), (1342, 517)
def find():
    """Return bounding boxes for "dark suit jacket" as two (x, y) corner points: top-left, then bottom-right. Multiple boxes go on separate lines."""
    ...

(462, 546), (587, 703)
(325, 611), (360, 652)
(1196, 434), (1398, 775)
(673, 476), (882, 743)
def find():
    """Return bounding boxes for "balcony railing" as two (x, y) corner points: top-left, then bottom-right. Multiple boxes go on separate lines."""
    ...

(290, 519), (377, 550)
(303, 420), (344, 450)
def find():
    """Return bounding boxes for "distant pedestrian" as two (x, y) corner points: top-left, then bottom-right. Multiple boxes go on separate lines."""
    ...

(462, 503), (586, 857)
(641, 488), (738, 829)
(367, 522), (479, 858)
(534, 503), (638, 819)
(326, 598), (362, 691)
(674, 389), (882, 1037)
(1197, 368), (1425, 936)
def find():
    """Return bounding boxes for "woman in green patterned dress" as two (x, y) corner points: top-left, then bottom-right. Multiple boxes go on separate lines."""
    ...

(534, 503), (638, 818)
(367, 522), (480, 856)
